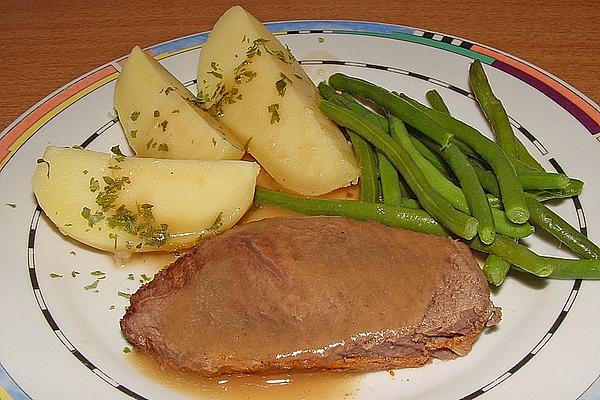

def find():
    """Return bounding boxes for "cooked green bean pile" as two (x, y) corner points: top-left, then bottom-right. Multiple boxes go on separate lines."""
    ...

(254, 60), (600, 283)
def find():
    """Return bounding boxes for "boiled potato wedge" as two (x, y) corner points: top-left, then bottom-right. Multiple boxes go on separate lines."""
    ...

(31, 146), (259, 253)
(197, 6), (358, 196)
(115, 46), (244, 160)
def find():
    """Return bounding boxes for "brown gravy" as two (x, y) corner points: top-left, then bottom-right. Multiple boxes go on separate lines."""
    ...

(129, 351), (362, 400)
(124, 179), (369, 398)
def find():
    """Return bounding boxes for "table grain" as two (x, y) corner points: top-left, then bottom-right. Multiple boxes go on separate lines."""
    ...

(1, 0), (599, 132)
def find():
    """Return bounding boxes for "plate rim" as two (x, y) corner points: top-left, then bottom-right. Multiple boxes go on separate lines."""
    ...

(1, 18), (599, 400)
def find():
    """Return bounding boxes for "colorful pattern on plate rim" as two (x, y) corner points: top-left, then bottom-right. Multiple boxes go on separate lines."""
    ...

(1, 20), (600, 173)
(1, 20), (600, 400)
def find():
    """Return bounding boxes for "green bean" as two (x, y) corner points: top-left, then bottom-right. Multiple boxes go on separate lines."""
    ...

(474, 237), (600, 280)
(467, 63), (527, 282)
(472, 162), (501, 196)
(469, 59), (518, 159)
(426, 89), (450, 114)
(321, 89), (403, 206)
(389, 116), (531, 239)
(473, 234), (600, 279)
(410, 136), (454, 177)
(400, 197), (421, 209)
(528, 180), (583, 202)
(349, 131), (379, 202)
(490, 206), (534, 238)
(519, 171), (570, 190)
(528, 189), (563, 202)
(487, 195), (502, 209)
(561, 178), (584, 197)
(318, 82), (389, 132)
(547, 258), (600, 279)
(398, 93), (529, 224)
(473, 162), (570, 193)
(452, 137), (482, 160)
(328, 73), (454, 147)
(425, 88), (496, 244)
(511, 157), (537, 174)
(515, 139), (545, 171)
(319, 85), (415, 205)
(396, 174), (415, 199)
(377, 151), (403, 206)
(390, 114), (496, 243)
(320, 100), (478, 239)
(533, 178), (584, 200)
(470, 235), (553, 277)
(441, 142), (496, 243)
(483, 254), (511, 286)
(254, 187), (447, 236)
(525, 195), (600, 259)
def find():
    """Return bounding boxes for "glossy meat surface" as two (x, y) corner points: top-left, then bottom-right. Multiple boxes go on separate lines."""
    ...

(121, 216), (500, 375)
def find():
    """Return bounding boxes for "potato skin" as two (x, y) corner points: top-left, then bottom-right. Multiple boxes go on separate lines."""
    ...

(197, 6), (359, 196)
(31, 146), (259, 253)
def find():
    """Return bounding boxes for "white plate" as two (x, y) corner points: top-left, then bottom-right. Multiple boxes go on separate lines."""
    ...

(1, 20), (599, 400)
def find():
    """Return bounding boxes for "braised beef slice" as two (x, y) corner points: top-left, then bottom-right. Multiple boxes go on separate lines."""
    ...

(121, 216), (500, 375)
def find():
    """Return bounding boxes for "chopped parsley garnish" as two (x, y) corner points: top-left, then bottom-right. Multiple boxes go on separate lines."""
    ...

(109, 232), (118, 250)
(94, 176), (131, 211)
(69, 251), (76, 255)
(127, 273), (135, 280)
(110, 145), (126, 161)
(130, 111), (140, 121)
(106, 203), (170, 248)
(89, 177), (100, 192)
(158, 120), (168, 131)
(140, 273), (152, 282)
(123, 346), (131, 353)
(84, 279), (100, 290)
(194, 38), (297, 119)
(275, 73), (292, 97)
(71, 270), (80, 278)
(189, 90), (212, 107)
(153, 110), (160, 118)
(146, 137), (155, 149)
(118, 291), (131, 299)
(82, 169), (88, 175)
(136, 203), (170, 247)
(207, 61), (224, 79)
(243, 137), (253, 151)
(171, 109), (180, 114)
(268, 103), (280, 124)
(163, 86), (175, 95)
(91, 270), (106, 277)
(6, 203), (16, 208)
(206, 212), (223, 232)
(49, 273), (63, 278)
(318, 37), (325, 43)
(81, 207), (104, 227)
(211, 138), (217, 147)
(233, 68), (257, 84)
(158, 143), (169, 152)
(129, 130), (137, 138)
(107, 205), (136, 232)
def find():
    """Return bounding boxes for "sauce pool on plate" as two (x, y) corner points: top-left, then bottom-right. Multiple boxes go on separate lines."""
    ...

(129, 350), (361, 400)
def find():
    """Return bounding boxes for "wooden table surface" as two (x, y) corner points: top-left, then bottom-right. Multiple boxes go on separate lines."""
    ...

(1, 0), (599, 132)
